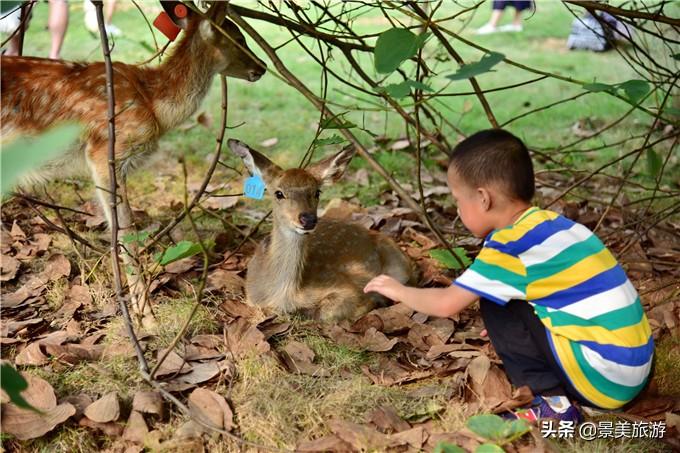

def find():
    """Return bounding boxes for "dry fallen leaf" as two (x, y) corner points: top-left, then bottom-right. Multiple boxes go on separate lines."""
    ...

(122, 410), (149, 444)
(362, 356), (434, 386)
(0, 373), (76, 440)
(84, 392), (120, 423)
(79, 417), (124, 437)
(329, 418), (389, 451)
(369, 405), (411, 434)
(154, 349), (192, 378)
(0, 254), (20, 281)
(15, 342), (49, 366)
(218, 297), (255, 319)
(206, 269), (245, 294)
(297, 434), (354, 452)
(188, 388), (233, 431)
(132, 391), (164, 416)
(225, 317), (270, 358)
(282, 341), (329, 377)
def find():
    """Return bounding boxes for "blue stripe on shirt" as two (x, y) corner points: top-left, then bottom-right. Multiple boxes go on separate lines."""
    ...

(579, 336), (654, 367)
(531, 265), (628, 309)
(485, 215), (575, 255)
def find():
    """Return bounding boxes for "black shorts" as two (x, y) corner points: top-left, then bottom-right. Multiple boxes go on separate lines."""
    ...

(492, 1), (534, 11)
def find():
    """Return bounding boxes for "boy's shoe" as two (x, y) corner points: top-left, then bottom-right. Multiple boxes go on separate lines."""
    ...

(502, 395), (583, 424)
(475, 24), (498, 35)
(499, 24), (523, 32)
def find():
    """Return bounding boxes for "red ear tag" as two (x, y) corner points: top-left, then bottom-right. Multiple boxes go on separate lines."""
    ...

(174, 4), (188, 19)
(153, 11), (181, 41)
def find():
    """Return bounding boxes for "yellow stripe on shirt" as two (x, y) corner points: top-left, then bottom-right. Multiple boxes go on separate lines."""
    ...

(550, 334), (626, 409)
(492, 209), (559, 244)
(477, 247), (526, 276)
(526, 247), (617, 300)
(541, 316), (651, 348)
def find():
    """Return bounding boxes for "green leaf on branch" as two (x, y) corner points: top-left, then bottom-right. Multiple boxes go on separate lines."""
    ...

(582, 80), (649, 105)
(429, 248), (472, 270)
(313, 135), (346, 146)
(381, 79), (433, 98)
(0, 364), (38, 411)
(582, 82), (615, 93)
(446, 52), (505, 81)
(1, 123), (81, 195)
(646, 149), (662, 176)
(433, 442), (466, 453)
(618, 79), (650, 105)
(320, 116), (356, 130)
(157, 240), (210, 266)
(374, 28), (429, 74)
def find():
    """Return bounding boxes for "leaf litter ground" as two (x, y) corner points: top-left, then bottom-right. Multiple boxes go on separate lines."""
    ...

(1, 148), (679, 452)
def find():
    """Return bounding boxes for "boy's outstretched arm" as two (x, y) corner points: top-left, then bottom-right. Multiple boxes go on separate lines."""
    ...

(363, 275), (478, 318)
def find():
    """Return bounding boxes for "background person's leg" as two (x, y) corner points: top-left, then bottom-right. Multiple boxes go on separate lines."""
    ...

(47, 0), (68, 59)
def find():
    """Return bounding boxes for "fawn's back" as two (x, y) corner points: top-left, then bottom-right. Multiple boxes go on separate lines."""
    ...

(229, 139), (413, 321)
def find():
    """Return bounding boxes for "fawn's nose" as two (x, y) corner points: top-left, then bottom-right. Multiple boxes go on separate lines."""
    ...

(299, 212), (318, 230)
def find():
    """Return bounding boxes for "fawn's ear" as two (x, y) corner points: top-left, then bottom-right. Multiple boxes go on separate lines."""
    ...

(307, 144), (356, 185)
(228, 139), (282, 183)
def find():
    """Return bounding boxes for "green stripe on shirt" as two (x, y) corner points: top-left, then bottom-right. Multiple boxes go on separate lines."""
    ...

(534, 298), (644, 330)
(570, 341), (648, 402)
(470, 259), (527, 294)
(527, 234), (605, 281)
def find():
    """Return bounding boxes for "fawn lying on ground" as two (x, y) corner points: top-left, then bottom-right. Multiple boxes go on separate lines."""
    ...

(228, 139), (414, 322)
(0, 2), (266, 326)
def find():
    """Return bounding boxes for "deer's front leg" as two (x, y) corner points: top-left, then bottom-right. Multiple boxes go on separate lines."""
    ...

(87, 147), (155, 328)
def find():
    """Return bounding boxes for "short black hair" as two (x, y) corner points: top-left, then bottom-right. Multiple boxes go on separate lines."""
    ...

(448, 129), (535, 202)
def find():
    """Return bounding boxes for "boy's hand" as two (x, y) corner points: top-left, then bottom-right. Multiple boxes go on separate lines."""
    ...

(363, 275), (405, 302)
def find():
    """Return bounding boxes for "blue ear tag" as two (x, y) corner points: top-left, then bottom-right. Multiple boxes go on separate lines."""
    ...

(243, 175), (265, 199)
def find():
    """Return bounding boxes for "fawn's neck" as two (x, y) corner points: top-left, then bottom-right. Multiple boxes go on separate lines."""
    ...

(150, 23), (220, 131)
(266, 222), (309, 295)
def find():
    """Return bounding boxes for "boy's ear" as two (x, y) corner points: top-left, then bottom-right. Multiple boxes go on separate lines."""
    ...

(306, 144), (356, 185)
(478, 187), (492, 211)
(227, 139), (282, 183)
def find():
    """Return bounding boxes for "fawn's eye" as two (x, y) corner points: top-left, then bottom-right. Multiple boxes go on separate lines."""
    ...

(274, 190), (285, 200)
(314, 190), (321, 199)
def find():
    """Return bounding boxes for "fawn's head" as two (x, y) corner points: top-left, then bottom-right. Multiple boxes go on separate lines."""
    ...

(228, 139), (355, 235)
(174, 2), (266, 81)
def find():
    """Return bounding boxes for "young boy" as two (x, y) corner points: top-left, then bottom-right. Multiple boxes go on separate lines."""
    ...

(364, 129), (653, 423)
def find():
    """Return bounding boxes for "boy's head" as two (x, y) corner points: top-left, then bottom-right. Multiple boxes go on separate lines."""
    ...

(447, 129), (535, 237)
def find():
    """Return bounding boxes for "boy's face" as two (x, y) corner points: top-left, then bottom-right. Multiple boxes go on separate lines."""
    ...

(447, 168), (496, 238)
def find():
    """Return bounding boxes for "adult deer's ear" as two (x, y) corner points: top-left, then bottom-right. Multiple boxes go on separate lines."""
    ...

(227, 139), (282, 184)
(160, 1), (191, 30)
(307, 144), (356, 185)
(198, 1), (228, 42)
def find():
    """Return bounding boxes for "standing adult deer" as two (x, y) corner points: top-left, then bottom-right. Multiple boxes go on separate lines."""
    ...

(228, 139), (414, 321)
(0, 2), (266, 326)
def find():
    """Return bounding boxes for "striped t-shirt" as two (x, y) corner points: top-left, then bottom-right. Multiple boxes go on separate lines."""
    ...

(455, 207), (653, 409)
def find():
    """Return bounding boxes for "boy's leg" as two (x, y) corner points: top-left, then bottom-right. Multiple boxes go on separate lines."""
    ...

(480, 298), (564, 394)
(480, 298), (592, 406)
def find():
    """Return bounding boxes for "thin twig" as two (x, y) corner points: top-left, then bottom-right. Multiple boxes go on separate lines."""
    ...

(93, 0), (148, 373)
